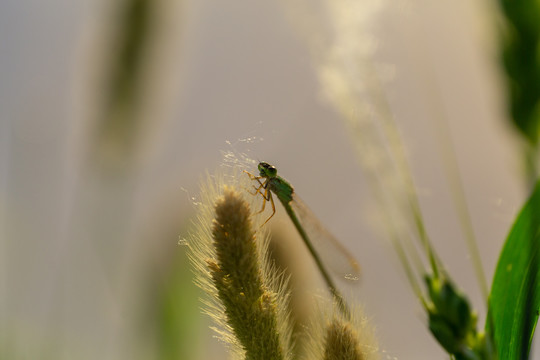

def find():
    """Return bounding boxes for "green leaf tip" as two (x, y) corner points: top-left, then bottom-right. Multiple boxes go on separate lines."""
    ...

(487, 179), (540, 360)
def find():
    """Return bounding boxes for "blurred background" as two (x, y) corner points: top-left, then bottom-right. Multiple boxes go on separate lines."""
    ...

(1, 0), (536, 359)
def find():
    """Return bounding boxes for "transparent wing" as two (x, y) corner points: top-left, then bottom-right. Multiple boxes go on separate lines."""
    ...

(290, 193), (360, 281)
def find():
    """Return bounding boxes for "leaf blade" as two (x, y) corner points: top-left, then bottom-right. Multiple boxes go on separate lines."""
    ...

(487, 180), (540, 359)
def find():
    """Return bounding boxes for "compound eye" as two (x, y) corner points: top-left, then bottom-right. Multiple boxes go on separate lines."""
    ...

(258, 162), (277, 177)
(258, 162), (267, 172)
(267, 166), (277, 177)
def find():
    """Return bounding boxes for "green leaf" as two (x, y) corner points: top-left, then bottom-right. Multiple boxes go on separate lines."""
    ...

(498, 0), (540, 145)
(487, 180), (540, 359)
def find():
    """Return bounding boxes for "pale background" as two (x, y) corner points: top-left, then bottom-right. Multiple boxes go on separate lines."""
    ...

(1, 0), (536, 359)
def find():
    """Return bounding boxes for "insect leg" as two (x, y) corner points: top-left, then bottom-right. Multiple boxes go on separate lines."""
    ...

(244, 170), (275, 225)
(260, 190), (276, 226)
(248, 180), (265, 196)
(256, 186), (269, 214)
(244, 170), (268, 196)
(243, 170), (263, 181)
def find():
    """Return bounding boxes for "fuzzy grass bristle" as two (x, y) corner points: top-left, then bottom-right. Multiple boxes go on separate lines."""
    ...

(187, 168), (294, 360)
(305, 302), (380, 360)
